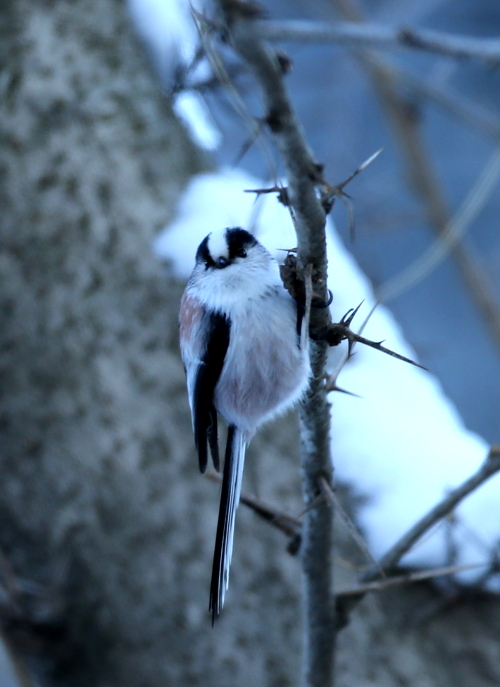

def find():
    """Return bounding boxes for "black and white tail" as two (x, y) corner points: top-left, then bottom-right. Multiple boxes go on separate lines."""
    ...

(209, 425), (246, 623)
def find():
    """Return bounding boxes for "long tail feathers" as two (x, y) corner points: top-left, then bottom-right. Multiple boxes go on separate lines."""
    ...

(209, 425), (246, 624)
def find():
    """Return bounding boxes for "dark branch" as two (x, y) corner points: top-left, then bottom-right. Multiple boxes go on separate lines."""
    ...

(326, 325), (427, 371)
(319, 305), (427, 371)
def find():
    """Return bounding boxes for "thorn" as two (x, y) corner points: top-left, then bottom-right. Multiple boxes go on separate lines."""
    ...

(341, 301), (364, 327)
(326, 383), (361, 397)
(348, 332), (428, 371)
(325, 304), (428, 371)
(358, 147), (384, 173)
(338, 148), (384, 191)
(244, 185), (290, 206)
(342, 195), (356, 243)
(311, 289), (333, 309)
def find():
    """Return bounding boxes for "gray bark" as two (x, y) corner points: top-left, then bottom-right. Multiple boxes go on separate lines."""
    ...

(1, 0), (500, 686)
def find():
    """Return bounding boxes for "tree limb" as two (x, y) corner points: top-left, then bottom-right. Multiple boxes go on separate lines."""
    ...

(215, 2), (335, 685)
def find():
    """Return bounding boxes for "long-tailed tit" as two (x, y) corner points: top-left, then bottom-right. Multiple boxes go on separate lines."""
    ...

(179, 227), (311, 621)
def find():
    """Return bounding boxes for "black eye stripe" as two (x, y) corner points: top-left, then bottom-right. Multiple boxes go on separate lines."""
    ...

(196, 228), (257, 269)
(196, 235), (212, 267)
(226, 228), (256, 260)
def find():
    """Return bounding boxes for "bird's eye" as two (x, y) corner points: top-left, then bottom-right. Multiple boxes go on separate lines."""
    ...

(236, 249), (247, 258)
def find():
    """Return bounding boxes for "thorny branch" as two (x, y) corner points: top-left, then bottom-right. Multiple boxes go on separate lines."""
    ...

(191, 3), (500, 352)
(322, 307), (426, 371)
(245, 149), (383, 240)
(337, 562), (484, 597)
(279, 252), (425, 373)
(227, 445), (500, 633)
(218, 456), (496, 613)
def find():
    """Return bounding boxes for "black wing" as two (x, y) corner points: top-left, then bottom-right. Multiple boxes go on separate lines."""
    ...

(295, 299), (305, 342)
(193, 311), (231, 473)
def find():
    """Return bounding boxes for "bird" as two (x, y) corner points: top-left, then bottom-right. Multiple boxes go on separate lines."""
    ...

(179, 227), (311, 622)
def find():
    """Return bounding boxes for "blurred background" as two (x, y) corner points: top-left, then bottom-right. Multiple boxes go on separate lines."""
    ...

(2, 0), (500, 685)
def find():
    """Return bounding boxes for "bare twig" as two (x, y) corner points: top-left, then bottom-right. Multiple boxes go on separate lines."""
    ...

(319, 148), (383, 237)
(337, 562), (484, 597)
(391, 68), (500, 144)
(257, 20), (500, 65)
(323, 305), (427, 371)
(205, 472), (302, 541)
(319, 477), (384, 576)
(327, 0), (500, 359)
(215, 2), (334, 685)
(377, 146), (500, 303)
(336, 446), (500, 628)
(377, 446), (500, 574)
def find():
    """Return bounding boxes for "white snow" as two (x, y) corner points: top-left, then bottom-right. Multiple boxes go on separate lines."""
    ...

(127, 0), (197, 79)
(154, 168), (499, 584)
(173, 91), (222, 151)
(325, 228), (494, 577)
(127, 0), (221, 149)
